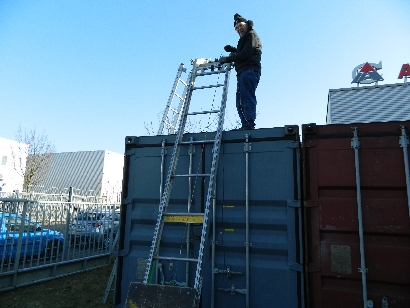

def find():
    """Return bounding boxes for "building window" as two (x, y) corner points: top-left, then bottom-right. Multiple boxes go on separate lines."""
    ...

(1, 156), (7, 165)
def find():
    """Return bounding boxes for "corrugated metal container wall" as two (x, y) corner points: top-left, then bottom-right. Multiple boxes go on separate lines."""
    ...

(302, 121), (410, 308)
(115, 127), (304, 308)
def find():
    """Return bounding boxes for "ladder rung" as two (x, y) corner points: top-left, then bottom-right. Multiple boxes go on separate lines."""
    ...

(163, 212), (204, 216)
(193, 84), (224, 90)
(187, 110), (220, 115)
(180, 140), (215, 145)
(154, 256), (199, 262)
(163, 122), (176, 128)
(196, 70), (229, 77)
(173, 174), (211, 178)
(174, 93), (185, 101)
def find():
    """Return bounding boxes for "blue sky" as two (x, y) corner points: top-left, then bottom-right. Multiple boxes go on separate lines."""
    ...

(1, 0), (409, 154)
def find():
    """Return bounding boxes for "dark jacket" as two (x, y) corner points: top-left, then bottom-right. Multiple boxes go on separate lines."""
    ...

(226, 20), (262, 75)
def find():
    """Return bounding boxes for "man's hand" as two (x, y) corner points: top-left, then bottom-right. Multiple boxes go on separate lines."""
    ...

(224, 45), (237, 53)
(219, 56), (227, 64)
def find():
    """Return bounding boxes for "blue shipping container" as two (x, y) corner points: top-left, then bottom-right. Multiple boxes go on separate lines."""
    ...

(115, 126), (304, 308)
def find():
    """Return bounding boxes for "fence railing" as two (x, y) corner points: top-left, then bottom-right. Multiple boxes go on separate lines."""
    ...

(1, 185), (121, 204)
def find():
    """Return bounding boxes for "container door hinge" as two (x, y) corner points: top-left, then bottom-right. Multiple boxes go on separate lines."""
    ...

(382, 297), (388, 308)
(118, 249), (129, 257)
(303, 141), (316, 148)
(304, 200), (318, 208)
(286, 141), (300, 149)
(287, 200), (301, 208)
(289, 263), (303, 272)
(366, 300), (374, 308)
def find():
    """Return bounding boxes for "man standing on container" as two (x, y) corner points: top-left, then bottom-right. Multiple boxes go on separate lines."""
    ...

(219, 13), (262, 130)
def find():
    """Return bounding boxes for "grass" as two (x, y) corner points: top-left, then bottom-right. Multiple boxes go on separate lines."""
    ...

(0, 261), (115, 308)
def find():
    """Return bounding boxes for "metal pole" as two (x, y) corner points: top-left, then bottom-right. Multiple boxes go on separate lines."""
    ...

(399, 126), (410, 220)
(186, 137), (194, 285)
(12, 200), (28, 287)
(160, 139), (166, 200)
(244, 134), (251, 308)
(211, 196), (216, 308)
(351, 128), (372, 308)
(295, 143), (306, 308)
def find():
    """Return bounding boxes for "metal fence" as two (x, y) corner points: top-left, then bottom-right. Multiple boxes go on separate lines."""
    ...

(0, 198), (119, 291)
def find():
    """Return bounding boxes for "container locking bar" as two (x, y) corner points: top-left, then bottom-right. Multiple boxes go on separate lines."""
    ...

(214, 266), (243, 278)
(399, 125), (410, 221)
(351, 127), (372, 308)
(218, 284), (247, 295)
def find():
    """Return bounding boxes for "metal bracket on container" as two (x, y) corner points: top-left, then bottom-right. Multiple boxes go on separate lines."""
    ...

(286, 141), (299, 149)
(351, 127), (360, 149)
(303, 141), (316, 148)
(169, 260), (173, 271)
(161, 139), (167, 156)
(218, 284), (247, 295)
(358, 267), (368, 273)
(399, 126), (409, 148)
(289, 263), (303, 272)
(244, 134), (251, 152)
(188, 137), (195, 155)
(214, 266), (243, 278)
(382, 297), (388, 308)
(287, 200), (301, 208)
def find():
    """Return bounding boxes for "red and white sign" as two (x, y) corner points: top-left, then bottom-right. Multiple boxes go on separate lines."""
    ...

(398, 64), (410, 79)
(351, 61), (383, 84)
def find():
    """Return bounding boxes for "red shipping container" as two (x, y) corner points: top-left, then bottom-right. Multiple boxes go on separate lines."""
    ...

(302, 121), (410, 308)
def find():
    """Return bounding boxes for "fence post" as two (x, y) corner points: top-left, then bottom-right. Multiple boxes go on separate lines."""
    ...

(12, 200), (28, 287)
(63, 187), (74, 261)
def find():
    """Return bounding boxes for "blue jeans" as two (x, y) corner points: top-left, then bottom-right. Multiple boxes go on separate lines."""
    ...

(236, 69), (260, 128)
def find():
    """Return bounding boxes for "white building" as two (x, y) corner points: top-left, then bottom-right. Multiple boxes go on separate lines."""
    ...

(327, 82), (410, 124)
(0, 137), (28, 195)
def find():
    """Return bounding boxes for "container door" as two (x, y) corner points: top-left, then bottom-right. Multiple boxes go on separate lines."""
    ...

(201, 127), (303, 308)
(302, 122), (410, 308)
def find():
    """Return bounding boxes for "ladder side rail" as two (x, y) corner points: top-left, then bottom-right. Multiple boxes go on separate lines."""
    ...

(158, 63), (186, 135)
(143, 68), (197, 284)
(194, 64), (232, 291)
(170, 71), (193, 134)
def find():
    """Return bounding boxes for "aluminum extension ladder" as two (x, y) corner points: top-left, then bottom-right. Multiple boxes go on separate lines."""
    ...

(157, 63), (190, 135)
(143, 58), (232, 303)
